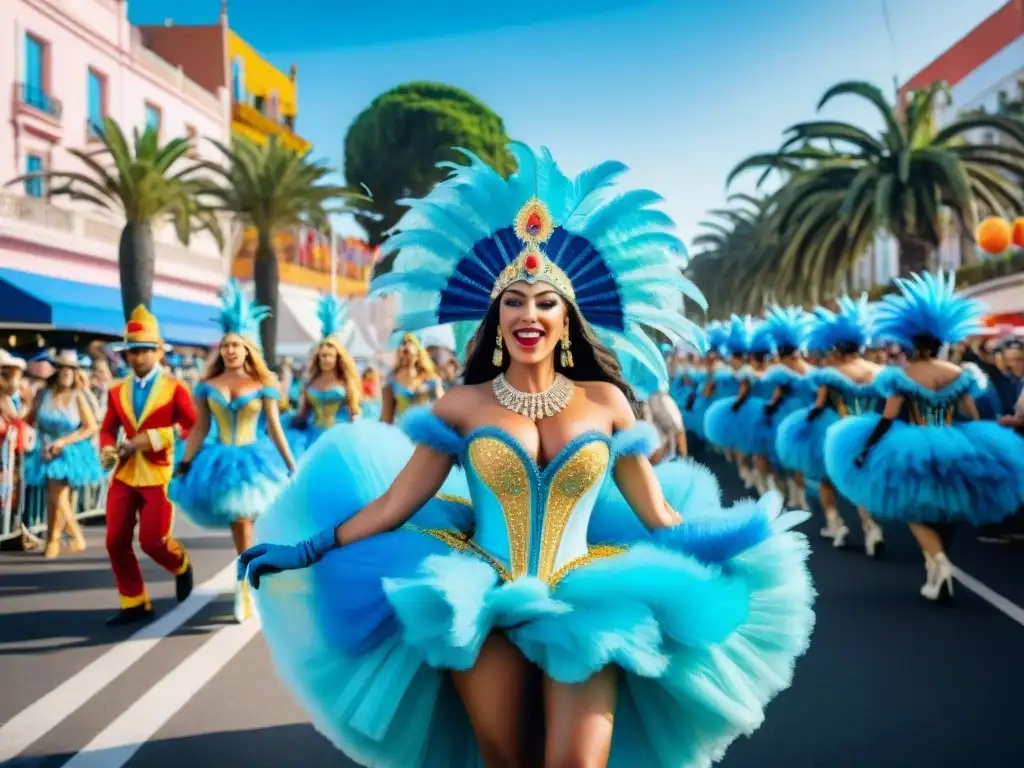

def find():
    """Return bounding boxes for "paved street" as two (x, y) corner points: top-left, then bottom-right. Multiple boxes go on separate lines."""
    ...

(1, 450), (1022, 768)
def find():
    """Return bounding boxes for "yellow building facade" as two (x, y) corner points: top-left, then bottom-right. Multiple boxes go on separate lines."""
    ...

(227, 31), (311, 154)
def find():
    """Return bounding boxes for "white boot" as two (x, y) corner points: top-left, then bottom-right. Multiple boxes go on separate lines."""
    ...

(753, 471), (769, 495)
(823, 509), (849, 547)
(921, 552), (954, 602)
(863, 522), (885, 558)
(786, 478), (800, 508)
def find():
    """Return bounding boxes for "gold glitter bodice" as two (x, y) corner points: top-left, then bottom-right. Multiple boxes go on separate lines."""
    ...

(451, 427), (613, 584)
(199, 384), (276, 446)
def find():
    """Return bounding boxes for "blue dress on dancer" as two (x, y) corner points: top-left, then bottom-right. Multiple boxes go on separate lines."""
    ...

(169, 383), (290, 527)
(24, 390), (105, 488)
(242, 144), (814, 768)
(286, 386), (354, 456)
(253, 412), (814, 768)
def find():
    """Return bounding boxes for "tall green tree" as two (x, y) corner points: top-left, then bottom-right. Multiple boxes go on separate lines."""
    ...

(343, 82), (516, 271)
(728, 81), (1024, 276)
(201, 136), (367, 365)
(8, 117), (219, 319)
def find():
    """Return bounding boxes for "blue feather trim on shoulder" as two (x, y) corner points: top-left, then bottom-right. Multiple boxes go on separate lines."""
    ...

(761, 365), (802, 389)
(873, 366), (973, 405)
(813, 368), (874, 402)
(611, 421), (660, 458)
(398, 407), (465, 458)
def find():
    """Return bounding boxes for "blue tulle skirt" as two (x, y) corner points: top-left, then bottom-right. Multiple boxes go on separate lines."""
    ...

(774, 406), (839, 482)
(252, 421), (815, 768)
(704, 396), (776, 458)
(824, 416), (1024, 525)
(23, 442), (105, 488)
(284, 423), (329, 458)
(169, 440), (289, 528)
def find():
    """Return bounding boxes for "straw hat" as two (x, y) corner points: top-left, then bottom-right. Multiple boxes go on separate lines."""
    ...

(0, 350), (26, 370)
(47, 349), (82, 369)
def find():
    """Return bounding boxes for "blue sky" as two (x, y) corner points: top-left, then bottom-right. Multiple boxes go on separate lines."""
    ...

(132, 0), (1006, 247)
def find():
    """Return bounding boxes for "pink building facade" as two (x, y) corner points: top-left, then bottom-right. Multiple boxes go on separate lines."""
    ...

(0, 0), (233, 344)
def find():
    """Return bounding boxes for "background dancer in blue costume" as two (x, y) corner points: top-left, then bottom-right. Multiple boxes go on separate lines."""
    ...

(285, 295), (363, 456)
(24, 350), (104, 558)
(238, 144), (814, 768)
(777, 298), (885, 554)
(825, 272), (1024, 601)
(380, 333), (445, 423)
(680, 322), (728, 446)
(171, 281), (296, 622)
(760, 306), (816, 511)
(703, 316), (758, 487)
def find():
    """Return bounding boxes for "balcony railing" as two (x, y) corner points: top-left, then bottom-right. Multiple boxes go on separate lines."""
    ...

(16, 82), (62, 120)
(231, 102), (311, 153)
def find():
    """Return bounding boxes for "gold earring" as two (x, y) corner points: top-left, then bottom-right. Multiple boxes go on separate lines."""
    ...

(492, 327), (504, 367)
(560, 323), (573, 368)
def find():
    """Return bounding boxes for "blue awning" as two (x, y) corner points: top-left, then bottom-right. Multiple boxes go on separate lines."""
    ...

(0, 269), (221, 346)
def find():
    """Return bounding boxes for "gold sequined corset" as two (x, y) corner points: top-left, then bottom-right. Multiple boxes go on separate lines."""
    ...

(461, 428), (612, 584)
(907, 399), (955, 426)
(307, 387), (350, 427)
(200, 384), (275, 446)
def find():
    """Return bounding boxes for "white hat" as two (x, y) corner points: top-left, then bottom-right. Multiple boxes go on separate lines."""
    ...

(0, 350), (26, 370)
(47, 349), (82, 369)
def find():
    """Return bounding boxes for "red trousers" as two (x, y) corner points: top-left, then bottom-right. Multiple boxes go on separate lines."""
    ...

(105, 479), (189, 609)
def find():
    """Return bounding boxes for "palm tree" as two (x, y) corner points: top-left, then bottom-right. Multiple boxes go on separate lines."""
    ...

(8, 117), (219, 319)
(201, 136), (368, 365)
(728, 81), (1024, 276)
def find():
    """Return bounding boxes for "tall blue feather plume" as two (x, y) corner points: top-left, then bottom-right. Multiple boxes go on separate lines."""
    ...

(817, 293), (873, 350)
(317, 294), (349, 340)
(874, 270), (984, 348)
(704, 321), (729, 357)
(763, 305), (813, 353)
(721, 315), (752, 358)
(748, 320), (776, 357)
(369, 142), (708, 389)
(806, 308), (837, 355)
(217, 280), (272, 349)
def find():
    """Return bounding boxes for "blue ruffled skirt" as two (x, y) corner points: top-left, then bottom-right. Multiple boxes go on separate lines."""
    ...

(774, 406), (839, 482)
(23, 441), (106, 488)
(169, 440), (289, 528)
(824, 416), (1024, 525)
(252, 421), (815, 768)
(704, 396), (776, 458)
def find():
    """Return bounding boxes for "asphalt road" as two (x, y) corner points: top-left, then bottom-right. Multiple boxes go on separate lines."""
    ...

(1, 448), (1022, 768)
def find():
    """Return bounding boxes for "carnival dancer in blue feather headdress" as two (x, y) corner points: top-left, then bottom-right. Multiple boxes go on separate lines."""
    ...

(776, 295), (886, 555)
(759, 306), (817, 510)
(679, 321), (730, 444)
(704, 316), (778, 493)
(169, 280), (296, 623)
(237, 143), (814, 767)
(825, 272), (1024, 600)
(285, 295), (363, 457)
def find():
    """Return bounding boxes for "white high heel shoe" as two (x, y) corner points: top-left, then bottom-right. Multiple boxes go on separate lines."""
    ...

(920, 552), (954, 602)
(863, 523), (885, 558)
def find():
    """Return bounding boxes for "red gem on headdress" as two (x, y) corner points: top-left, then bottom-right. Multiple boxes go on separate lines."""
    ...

(524, 253), (540, 274)
(126, 321), (144, 333)
(526, 212), (543, 237)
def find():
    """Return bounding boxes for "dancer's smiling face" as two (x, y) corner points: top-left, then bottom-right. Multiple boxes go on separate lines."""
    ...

(498, 281), (567, 367)
(317, 343), (338, 373)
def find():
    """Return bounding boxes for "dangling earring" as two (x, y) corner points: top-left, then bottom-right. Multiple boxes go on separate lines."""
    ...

(492, 326), (504, 367)
(560, 323), (574, 368)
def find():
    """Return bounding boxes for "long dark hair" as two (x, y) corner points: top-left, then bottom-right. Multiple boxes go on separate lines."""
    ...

(463, 298), (641, 417)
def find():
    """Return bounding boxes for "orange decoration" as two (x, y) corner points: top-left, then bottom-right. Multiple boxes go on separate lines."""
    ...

(976, 216), (1012, 254)
(1012, 218), (1024, 249)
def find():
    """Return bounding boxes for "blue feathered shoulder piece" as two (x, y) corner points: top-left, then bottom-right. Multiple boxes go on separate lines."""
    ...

(763, 305), (812, 353)
(705, 321), (729, 357)
(721, 315), (752, 358)
(748, 320), (776, 357)
(217, 280), (271, 347)
(874, 271), (984, 348)
(369, 143), (707, 390)
(317, 294), (349, 341)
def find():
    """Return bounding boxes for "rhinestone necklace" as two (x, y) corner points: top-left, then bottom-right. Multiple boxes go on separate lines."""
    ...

(492, 373), (574, 420)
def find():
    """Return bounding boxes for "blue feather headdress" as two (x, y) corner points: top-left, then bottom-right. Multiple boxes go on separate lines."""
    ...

(763, 305), (812, 354)
(748, 320), (776, 357)
(823, 293), (873, 350)
(806, 308), (837, 355)
(217, 280), (271, 349)
(874, 271), (984, 348)
(317, 294), (349, 341)
(619, 347), (667, 400)
(370, 143), (707, 389)
(720, 315), (752, 358)
(704, 321), (729, 357)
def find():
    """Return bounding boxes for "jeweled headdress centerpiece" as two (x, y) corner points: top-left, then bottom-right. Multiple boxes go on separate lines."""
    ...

(490, 198), (575, 301)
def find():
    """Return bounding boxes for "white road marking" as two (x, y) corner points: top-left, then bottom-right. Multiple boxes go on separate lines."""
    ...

(0, 561), (237, 765)
(953, 565), (1024, 627)
(62, 616), (262, 768)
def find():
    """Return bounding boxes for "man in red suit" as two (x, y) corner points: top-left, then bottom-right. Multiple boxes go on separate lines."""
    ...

(99, 306), (197, 625)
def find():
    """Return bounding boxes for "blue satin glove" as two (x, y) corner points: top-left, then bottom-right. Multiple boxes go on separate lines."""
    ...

(237, 526), (338, 588)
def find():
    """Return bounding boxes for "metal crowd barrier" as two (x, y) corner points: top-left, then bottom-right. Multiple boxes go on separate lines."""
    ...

(0, 431), (108, 544)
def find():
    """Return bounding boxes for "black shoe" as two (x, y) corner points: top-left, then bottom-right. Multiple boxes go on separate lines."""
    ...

(105, 605), (154, 626)
(175, 562), (194, 603)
